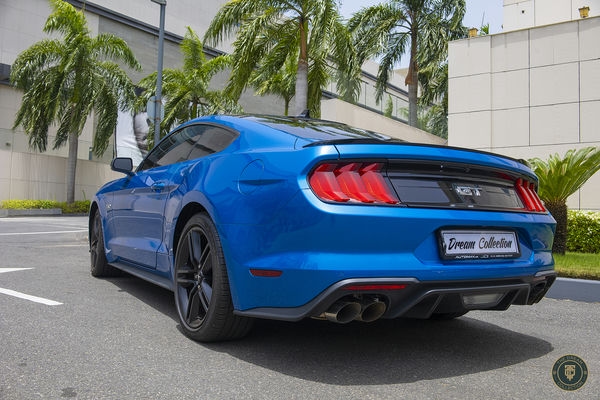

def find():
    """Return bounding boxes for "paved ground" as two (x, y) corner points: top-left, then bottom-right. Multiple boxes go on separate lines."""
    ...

(547, 277), (600, 303)
(0, 216), (598, 399)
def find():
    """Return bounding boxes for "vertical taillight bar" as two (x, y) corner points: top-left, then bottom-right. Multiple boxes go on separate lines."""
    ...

(308, 162), (399, 205)
(515, 178), (546, 212)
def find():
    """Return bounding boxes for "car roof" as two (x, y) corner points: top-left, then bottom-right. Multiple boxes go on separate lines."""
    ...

(182, 114), (404, 146)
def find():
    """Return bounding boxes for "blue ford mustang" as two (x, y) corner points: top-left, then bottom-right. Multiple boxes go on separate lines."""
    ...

(89, 115), (556, 341)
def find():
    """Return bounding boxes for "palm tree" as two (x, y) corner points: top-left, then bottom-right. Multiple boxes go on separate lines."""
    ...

(137, 27), (241, 139)
(348, 0), (465, 128)
(204, 0), (359, 117)
(529, 147), (600, 254)
(10, 0), (140, 203)
(250, 55), (297, 116)
(417, 61), (450, 138)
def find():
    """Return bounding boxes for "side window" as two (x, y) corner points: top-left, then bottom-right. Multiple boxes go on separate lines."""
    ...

(137, 124), (238, 171)
(187, 126), (238, 160)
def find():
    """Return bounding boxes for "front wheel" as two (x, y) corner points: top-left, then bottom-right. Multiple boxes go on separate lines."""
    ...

(174, 213), (253, 342)
(90, 211), (122, 277)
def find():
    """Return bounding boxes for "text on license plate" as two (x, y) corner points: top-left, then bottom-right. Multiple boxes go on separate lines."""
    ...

(439, 230), (520, 260)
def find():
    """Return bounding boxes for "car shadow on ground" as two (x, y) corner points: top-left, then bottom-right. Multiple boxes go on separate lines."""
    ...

(107, 274), (553, 386)
(105, 274), (178, 320)
(207, 317), (553, 385)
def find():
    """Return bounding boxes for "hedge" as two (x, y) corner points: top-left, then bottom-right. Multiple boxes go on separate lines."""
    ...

(567, 210), (600, 254)
(0, 200), (90, 214)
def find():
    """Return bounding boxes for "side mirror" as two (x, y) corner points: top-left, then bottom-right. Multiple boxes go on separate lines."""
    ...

(111, 157), (134, 175)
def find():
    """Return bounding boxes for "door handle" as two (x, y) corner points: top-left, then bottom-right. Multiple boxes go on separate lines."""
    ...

(151, 182), (166, 192)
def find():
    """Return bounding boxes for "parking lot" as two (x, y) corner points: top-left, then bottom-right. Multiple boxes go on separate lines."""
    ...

(0, 216), (598, 399)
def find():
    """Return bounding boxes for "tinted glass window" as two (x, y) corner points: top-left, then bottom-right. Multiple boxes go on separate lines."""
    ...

(138, 124), (238, 171)
(244, 115), (400, 142)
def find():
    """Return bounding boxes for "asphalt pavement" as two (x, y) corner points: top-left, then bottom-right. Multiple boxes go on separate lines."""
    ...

(547, 277), (600, 303)
(0, 216), (598, 399)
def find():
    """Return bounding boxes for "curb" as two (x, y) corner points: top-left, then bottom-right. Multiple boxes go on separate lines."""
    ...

(546, 277), (600, 303)
(0, 208), (62, 218)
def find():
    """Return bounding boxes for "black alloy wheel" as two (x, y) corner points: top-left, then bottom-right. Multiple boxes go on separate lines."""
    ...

(90, 211), (121, 277)
(174, 213), (253, 342)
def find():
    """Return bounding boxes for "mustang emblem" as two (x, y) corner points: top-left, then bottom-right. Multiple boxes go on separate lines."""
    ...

(455, 185), (482, 197)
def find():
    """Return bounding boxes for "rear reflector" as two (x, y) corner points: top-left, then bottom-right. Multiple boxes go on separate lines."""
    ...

(515, 178), (546, 212)
(308, 162), (399, 205)
(250, 269), (283, 277)
(343, 284), (407, 291)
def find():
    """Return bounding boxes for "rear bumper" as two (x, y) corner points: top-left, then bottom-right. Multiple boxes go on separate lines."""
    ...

(221, 189), (556, 311)
(234, 270), (557, 321)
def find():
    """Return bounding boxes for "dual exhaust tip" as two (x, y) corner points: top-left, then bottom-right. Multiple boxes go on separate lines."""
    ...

(322, 298), (386, 324)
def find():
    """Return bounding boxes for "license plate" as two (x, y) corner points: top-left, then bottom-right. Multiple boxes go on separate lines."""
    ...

(439, 230), (520, 260)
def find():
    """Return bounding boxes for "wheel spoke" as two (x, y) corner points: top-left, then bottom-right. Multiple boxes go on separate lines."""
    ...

(187, 229), (202, 269)
(198, 242), (211, 275)
(177, 277), (196, 286)
(90, 217), (100, 265)
(186, 284), (200, 324)
(91, 219), (99, 248)
(199, 280), (212, 313)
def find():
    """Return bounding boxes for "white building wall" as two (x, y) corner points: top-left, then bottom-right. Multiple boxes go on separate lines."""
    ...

(449, 15), (600, 211)
(503, 0), (600, 31)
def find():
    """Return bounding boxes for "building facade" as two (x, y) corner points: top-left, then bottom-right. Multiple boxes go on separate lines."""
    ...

(449, 1), (600, 211)
(1, 0), (441, 202)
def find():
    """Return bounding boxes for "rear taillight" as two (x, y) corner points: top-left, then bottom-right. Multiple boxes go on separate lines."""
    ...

(308, 162), (399, 205)
(515, 178), (546, 212)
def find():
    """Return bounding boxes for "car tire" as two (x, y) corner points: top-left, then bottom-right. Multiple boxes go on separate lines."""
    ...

(174, 213), (253, 342)
(90, 211), (122, 277)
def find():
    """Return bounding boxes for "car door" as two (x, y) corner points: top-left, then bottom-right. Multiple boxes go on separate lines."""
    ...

(109, 126), (199, 268)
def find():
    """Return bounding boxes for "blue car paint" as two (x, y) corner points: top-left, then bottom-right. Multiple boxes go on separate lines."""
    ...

(92, 115), (555, 313)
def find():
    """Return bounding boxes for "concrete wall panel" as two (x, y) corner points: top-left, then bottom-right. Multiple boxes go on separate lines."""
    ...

(491, 30), (529, 72)
(492, 69), (529, 110)
(492, 108), (530, 147)
(530, 63), (579, 106)
(530, 103), (579, 145)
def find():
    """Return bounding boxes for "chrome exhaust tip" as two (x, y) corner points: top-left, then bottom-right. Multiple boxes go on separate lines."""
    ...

(323, 301), (361, 324)
(357, 299), (386, 322)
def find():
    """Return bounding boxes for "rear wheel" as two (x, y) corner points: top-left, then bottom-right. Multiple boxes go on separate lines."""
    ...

(174, 213), (253, 342)
(90, 211), (122, 277)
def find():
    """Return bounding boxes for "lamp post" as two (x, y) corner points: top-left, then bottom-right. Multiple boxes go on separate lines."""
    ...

(151, 0), (166, 147)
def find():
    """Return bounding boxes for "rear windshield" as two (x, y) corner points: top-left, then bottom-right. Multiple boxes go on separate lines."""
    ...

(243, 115), (403, 143)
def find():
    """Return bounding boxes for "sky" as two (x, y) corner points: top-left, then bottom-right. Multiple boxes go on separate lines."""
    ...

(339, 0), (504, 33)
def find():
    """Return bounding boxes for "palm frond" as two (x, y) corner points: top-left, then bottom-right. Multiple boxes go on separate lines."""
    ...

(529, 147), (600, 203)
(44, 0), (88, 39)
(91, 33), (141, 70)
(203, 0), (265, 46)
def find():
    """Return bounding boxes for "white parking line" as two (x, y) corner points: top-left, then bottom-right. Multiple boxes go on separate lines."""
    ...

(0, 268), (63, 305)
(0, 287), (62, 305)
(0, 268), (33, 274)
(0, 230), (87, 236)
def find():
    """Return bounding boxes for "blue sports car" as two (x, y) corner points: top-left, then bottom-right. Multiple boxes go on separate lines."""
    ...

(89, 115), (556, 341)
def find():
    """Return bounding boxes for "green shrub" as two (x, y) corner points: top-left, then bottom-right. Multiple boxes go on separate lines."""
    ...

(58, 200), (90, 214)
(567, 210), (600, 253)
(1, 199), (57, 209)
(0, 199), (90, 214)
